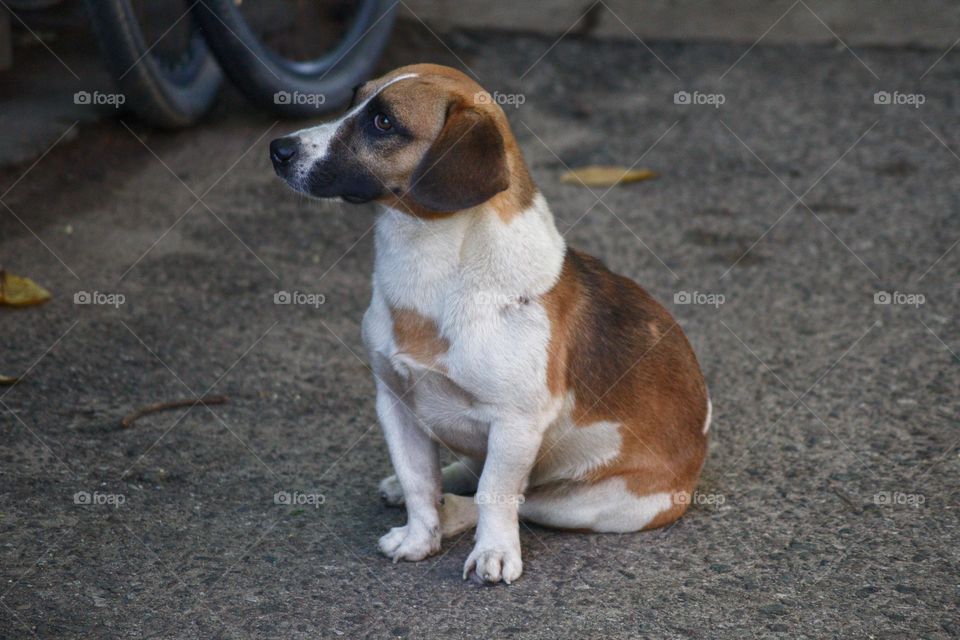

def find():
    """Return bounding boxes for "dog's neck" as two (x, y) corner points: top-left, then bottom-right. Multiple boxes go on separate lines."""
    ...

(372, 192), (566, 315)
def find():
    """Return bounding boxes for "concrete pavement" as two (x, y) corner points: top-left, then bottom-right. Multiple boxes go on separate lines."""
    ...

(1, 17), (958, 639)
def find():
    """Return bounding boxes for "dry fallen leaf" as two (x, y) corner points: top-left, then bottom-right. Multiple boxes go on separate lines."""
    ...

(0, 270), (51, 307)
(561, 166), (657, 188)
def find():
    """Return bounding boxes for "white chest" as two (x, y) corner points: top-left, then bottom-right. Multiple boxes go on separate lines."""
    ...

(362, 200), (566, 439)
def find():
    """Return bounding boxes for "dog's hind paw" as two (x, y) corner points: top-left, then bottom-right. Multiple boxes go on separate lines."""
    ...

(378, 475), (405, 507)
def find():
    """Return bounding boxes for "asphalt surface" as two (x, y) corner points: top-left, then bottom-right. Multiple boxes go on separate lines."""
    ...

(1, 18), (959, 639)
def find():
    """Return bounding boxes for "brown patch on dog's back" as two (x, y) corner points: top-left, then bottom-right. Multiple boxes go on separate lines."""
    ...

(541, 249), (709, 529)
(542, 256), (581, 397)
(391, 306), (449, 371)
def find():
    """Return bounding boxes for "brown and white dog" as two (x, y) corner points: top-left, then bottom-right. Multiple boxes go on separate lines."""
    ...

(270, 64), (710, 584)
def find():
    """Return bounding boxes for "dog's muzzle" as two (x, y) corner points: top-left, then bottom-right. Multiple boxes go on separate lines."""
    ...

(269, 130), (384, 204)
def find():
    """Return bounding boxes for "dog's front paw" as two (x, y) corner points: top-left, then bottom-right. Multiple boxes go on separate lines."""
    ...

(463, 542), (522, 584)
(378, 523), (440, 562)
(378, 475), (405, 507)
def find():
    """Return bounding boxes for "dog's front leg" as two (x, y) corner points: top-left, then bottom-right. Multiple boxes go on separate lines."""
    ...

(373, 363), (442, 562)
(463, 417), (543, 584)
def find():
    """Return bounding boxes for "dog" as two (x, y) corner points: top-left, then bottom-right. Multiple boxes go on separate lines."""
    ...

(270, 64), (710, 584)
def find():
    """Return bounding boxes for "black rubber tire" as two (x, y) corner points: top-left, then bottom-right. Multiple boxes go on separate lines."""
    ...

(84, 0), (222, 129)
(191, 0), (398, 118)
(6, 0), (63, 10)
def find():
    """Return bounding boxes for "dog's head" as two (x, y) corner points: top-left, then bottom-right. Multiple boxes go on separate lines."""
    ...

(270, 64), (532, 217)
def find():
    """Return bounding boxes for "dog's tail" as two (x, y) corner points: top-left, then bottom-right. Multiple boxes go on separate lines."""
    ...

(440, 494), (478, 538)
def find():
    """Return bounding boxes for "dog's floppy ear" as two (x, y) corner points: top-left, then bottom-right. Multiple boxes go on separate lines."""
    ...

(409, 102), (509, 212)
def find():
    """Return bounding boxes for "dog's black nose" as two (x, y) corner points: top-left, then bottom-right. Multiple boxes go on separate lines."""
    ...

(270, 137), (298, 165)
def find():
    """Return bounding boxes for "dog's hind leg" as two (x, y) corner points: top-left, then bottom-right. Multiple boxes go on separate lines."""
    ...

(439, 456), (484, 495)
(380, 457), (484, 507)
(519, 476), (686, 533)
(440, 493), (479, 537)
(430, 474), (689, 538)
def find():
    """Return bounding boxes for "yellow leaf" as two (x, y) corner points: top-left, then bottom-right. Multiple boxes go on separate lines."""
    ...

(561, 166), (657, 187)
(0, 270), (52, 307)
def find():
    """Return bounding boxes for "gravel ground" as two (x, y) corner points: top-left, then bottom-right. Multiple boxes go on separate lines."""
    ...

(1, 18), (958, 639)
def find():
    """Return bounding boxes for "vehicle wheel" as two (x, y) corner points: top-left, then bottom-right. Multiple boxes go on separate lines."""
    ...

(84, 0), (222, 128)
(191, 0), (397, 117)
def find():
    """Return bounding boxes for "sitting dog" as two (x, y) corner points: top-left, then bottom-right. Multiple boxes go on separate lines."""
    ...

(270, 64), (710, 584)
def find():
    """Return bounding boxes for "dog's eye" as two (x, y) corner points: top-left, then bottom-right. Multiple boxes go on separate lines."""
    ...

(373, 113), (393, 132)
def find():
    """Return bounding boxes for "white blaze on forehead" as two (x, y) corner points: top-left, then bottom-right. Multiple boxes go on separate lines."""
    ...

(282, 72), (420, 187)
(351, 72), (420, 115)
(292, 72), (420, 148)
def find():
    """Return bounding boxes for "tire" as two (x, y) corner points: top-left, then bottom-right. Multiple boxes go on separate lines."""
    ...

(84, 0), (222, 128)
(191, 0), (398, 117)
(6, 1), (63, 10)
